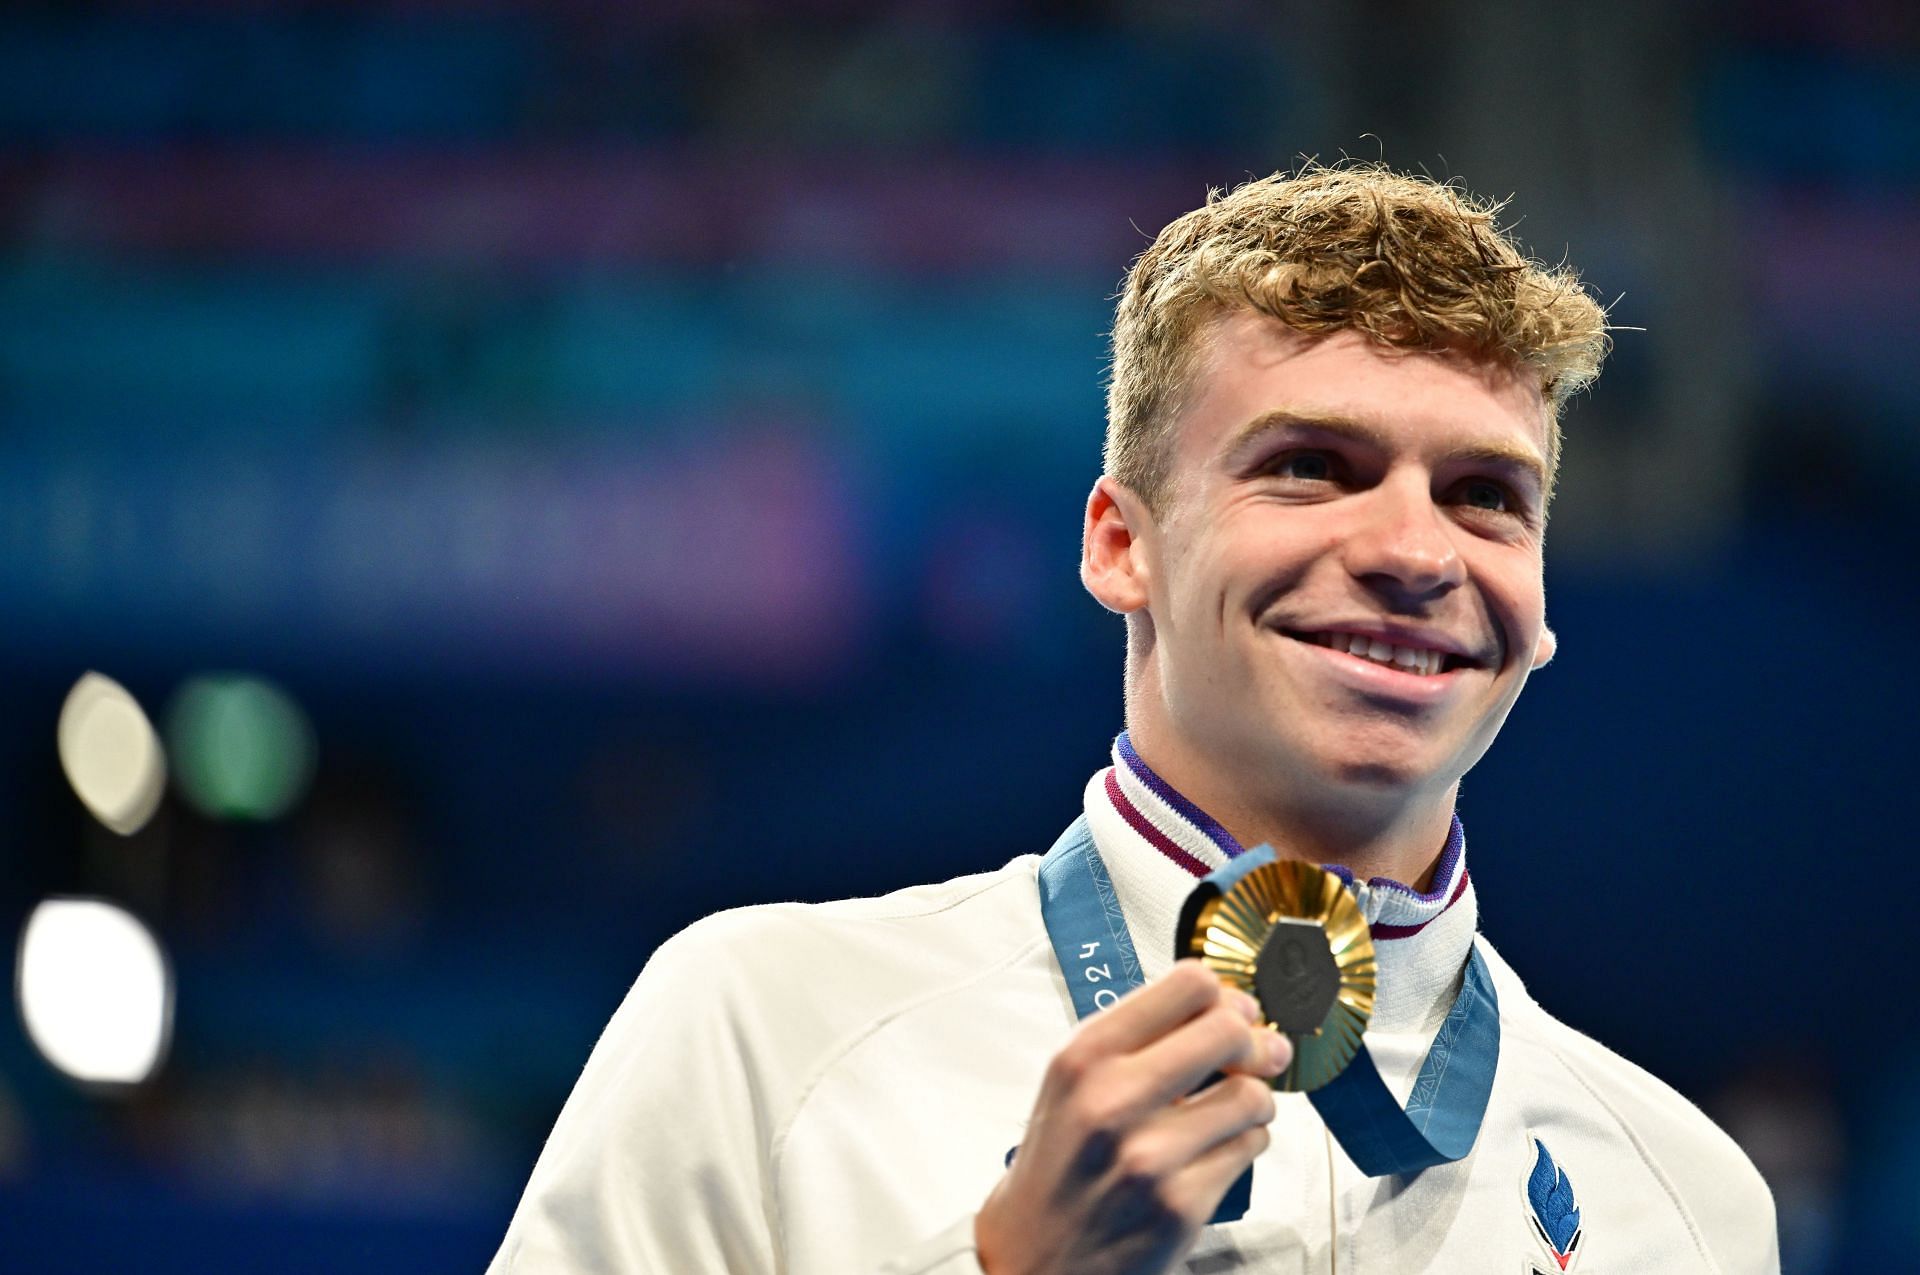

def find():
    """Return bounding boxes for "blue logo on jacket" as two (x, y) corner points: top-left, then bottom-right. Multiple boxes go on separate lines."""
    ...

(1526, 1137), (1582, 1270)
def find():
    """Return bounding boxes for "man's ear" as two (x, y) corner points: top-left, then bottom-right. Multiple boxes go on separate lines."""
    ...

(1532, 623), (1558, 669)
(1081, 476), (1153, 615)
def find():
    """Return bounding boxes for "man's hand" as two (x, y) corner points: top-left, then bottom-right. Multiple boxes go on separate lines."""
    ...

(974, 960), (1291, 1275)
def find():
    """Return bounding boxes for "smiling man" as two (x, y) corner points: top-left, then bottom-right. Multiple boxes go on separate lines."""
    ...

(1086, 312), (1559, 889)
(490, 165), (1779, 1275)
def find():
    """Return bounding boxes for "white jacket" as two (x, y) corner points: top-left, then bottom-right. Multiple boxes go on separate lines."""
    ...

(490, 753), (1778, 1274)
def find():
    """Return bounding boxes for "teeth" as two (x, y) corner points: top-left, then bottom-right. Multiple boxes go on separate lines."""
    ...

(1309, 631), (1448, 676)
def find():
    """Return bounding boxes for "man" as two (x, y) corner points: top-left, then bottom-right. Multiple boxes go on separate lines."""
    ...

(490, 164), (1778, 1273)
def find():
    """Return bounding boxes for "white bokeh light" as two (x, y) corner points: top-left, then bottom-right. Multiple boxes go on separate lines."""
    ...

(17, 898), (174, 1087)
(57, 672), (167, 836)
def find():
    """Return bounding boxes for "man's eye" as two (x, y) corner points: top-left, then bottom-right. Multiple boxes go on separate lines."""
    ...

(1274, 453), (1335, 481)
(1460, 479), (1511, 512)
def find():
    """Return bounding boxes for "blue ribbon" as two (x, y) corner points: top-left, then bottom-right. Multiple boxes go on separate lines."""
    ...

(1036, 816), (1142, 1023)
(1035, 817), (1251, 1223)
(1037, 820), (1501, 1206)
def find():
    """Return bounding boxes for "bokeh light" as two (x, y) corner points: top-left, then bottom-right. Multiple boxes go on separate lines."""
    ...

(166, 674), (317, 822)
(16, 898), (174, 1088)
(56, 672), (167, 836)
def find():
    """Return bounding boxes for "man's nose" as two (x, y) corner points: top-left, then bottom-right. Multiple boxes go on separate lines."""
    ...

(1339, 476), (1464, 600)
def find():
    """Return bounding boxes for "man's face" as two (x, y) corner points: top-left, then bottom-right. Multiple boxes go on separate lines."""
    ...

(1095, 311), (1557, 806)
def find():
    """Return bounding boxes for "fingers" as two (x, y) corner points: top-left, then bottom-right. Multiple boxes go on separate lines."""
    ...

(1043, 965), (1289, 1139)
(1091, 1077), (1276, 1234)
(1065, 959), (1287, 1079)
(976, 964), (1288, 1274)
(1070, 959), (1224, 1057)
(1125, 1074), (1277, 1179)
(1163, 1120), (1273, 1220)
(1123, 1001), (1290, 1114)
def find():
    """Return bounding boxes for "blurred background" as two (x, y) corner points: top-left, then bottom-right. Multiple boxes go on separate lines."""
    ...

(1, 0), (1914, 1270)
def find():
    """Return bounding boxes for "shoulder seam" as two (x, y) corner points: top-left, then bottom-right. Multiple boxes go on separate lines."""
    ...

(1531, 1033), (1721, 1274)
(804, 857), (1040, 926)
(765, 931), (1055, 1248)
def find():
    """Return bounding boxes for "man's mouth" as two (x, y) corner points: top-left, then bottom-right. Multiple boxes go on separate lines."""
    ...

(1281, 629), (1482, 678)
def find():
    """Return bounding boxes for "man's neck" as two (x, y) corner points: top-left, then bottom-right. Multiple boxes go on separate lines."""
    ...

(1123, 724), (1459, 892)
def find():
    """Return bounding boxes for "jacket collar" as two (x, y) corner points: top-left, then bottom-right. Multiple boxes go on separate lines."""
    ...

(1081, 732), (1478, 1034)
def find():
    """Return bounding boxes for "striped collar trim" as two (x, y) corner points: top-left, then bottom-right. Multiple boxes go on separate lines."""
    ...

(1105, 731), (1470, 941)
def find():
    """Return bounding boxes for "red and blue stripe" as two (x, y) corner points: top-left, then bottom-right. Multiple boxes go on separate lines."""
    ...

(1103, 731), (1469, 941)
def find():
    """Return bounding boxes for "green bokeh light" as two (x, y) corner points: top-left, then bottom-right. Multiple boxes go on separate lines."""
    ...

(165, 675), (316, 822)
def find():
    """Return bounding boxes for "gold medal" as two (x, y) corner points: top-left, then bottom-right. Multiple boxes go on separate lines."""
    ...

(1176, 857), (1376, 1092)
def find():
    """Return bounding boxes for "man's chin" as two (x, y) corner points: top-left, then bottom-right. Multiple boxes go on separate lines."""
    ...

(1285, 730), (1463, 800)
(1317, 756), (1440, 793)
(1222, 726), (1454, 799)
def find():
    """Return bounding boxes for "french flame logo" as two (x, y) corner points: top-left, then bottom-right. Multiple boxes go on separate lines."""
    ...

(1526, 1137), (1583, 1271)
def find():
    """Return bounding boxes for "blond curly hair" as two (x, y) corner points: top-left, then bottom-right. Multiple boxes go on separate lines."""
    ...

(1106, 162), (1610, 510)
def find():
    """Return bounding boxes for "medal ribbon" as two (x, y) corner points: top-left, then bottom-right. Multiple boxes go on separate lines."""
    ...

(1038, 820), (1502, 1198)
(1035, 816), (1252, 1222)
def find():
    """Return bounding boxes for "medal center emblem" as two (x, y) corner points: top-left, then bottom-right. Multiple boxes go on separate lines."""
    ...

(1253, 916), (1340, 1033)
